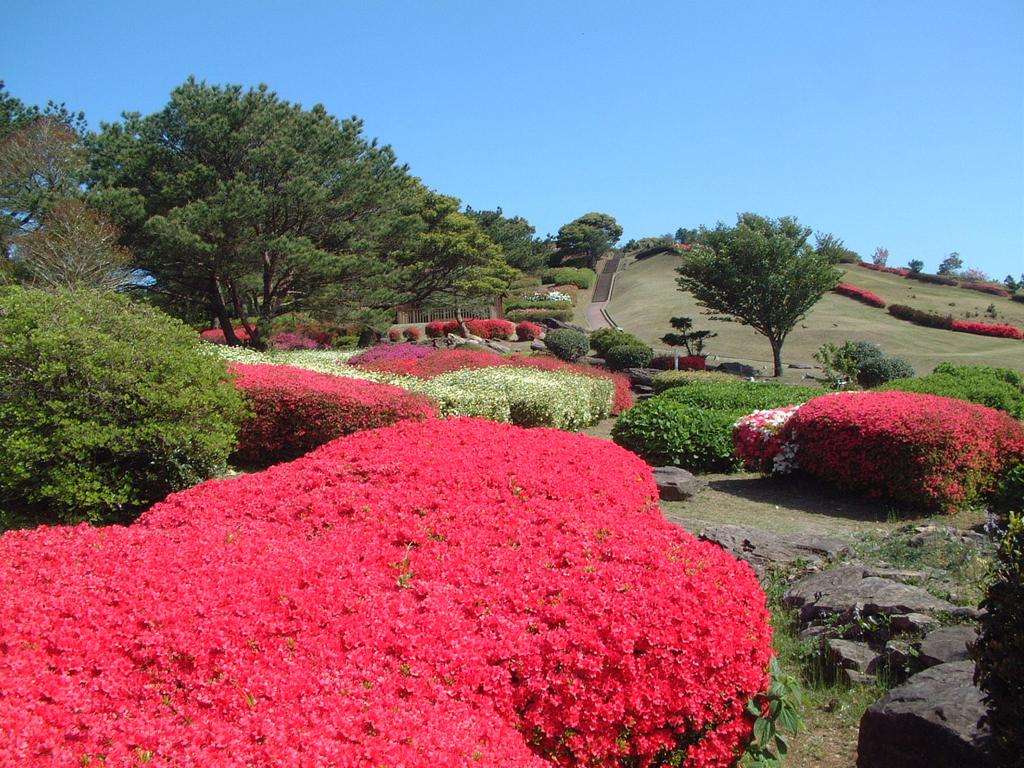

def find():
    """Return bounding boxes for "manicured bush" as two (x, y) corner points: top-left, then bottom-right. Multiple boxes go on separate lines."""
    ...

(650, 354), (707, 371)
(200, 325), (252, 344)
(1012, 294), (1024, 304)
(360, 348), (510, 378)
(0, 419), (772, 767)
(779, 391), (1024, 512)
(402, 326), (423, 342)
(0, 288), (245, 526)
(605, 343), (654, 370)
(544, 328), (590, 362)
(589, 327), (647, 357)
(888, 304), (954, 330)
(465, 318), (515, 340)
(229, 363), (436, 463)
(612, 399), (743, 472)
(387, 327), (402, 341)
(961, 282), (1012, 298)
(833, 283), (887, 308)
(857, 355), (915, 387)
(540, 266), (596, 289)
(348, 343), (433, 366)
(425, 319), (460, 338)
(658, 379), (822, 413)
(505, 307), (574, 323)
(950, 319), (1023, 340)
(651, 369), (737, 393)
(733, 405), (803, 475)
(269, 330), (320, 350)
(858, 262), (910, 276)
(974, 512), (1024, 767)
(511, 355), (634, 415)
(515, 320), (544, 341)
(881, 363), (1024, 418)
(906, 271), (959, 286)
(504, 299), (574, 312)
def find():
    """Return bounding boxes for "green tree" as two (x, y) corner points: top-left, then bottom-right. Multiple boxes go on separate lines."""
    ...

(555, 212), (622, 268)
(660, 316), (716, 356)
(676, 213), (841, 376)
(1004, 275), (1019, 292)
(675, 227), (699, 245)
(908, 259), (924, 273)
(88, 78), (421, 347)
(464, 206), (548, 273)
(937, 252), (963, 276)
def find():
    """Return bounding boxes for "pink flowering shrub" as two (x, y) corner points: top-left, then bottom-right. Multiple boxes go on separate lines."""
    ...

(348, 343), (434, 366)
(200, 325), (252, 345)
(0, 419), (772, 767)
(515, 320), (545, 341)
(833, 283), (887, 308)
(732, 405), (803, 474)
(269, 330), (320, 350)
(781, 391), (1024, 513)
(465, 318), (516, 340)
(950, 319), (1023, 341)
(229, 363), (436, 462)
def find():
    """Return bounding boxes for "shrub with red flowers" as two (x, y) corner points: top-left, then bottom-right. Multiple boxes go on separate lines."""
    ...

(269, 330), (320, 350)
(515, 320), (545, 341)
(0, 419), (772, 767)
(950, 319), (1024, 341)
(387, 327), (402, 342)
(651, 355), (708, 371)
(832, 283), (887, 308)
(200, 325), (252, 345)
(511, 355), (634, 415)
(229, 363), (436, 462)
(402, 326), (422, 341)
(858, 262), (910, 277)
(348, 343), (434, 366)
(732, 405), (803, 475)
(425, 319), (461, 338)
(960, 282), (1012, 298)
(780, 391), (1024, 513)
(465, 318), (516, 340)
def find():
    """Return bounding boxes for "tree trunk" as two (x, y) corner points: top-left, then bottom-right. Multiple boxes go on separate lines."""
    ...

(209, 275), (241, 346)
(455, 305), (470, 338)
(770, 337), (784, 377)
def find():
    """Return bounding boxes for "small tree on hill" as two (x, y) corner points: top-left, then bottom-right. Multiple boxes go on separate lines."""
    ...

(871, 247), (889, 267)
(676, 213), (841, 376)
(660, 316), (716, 356)
(908, 259), (924, 273)
(937, 252), (963, 276)
(555, 212), (622, 269)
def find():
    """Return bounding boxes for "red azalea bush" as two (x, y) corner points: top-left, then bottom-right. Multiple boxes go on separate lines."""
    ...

(950, 320), (1024, 341)
(402, 326), (423, 341)
(229, 363), (436, 462)
(269, 330), (320, 350)
(0, 419), (772, 767)
(510, 355), (634, 415)
(781, 391), (1024, 513)
(732, 405), (803, 475)
(200, 325), (252, 345)
(651, 355), (708, 371)
(515, 320), (545, 341)
(387, 327), (402, 342)
(858, 262), (910, 276)
(960, 282), (1012, 298)
(425, 320), (461, 338)
(465, 318), (516, 340)
(833, 283), (887, 308)
(348, 343), (433, 366)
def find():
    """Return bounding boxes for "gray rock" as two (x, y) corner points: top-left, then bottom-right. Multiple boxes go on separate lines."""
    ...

(890, 613), (941, 635)
(484, 341), (512, 354)
(918, 625), (977, 668)
(652, 467), (707, 501)
(788, 363), (815, 369)
(715, 361), (759, 377)
(827, 639), (881, 684)
(622, 367), (658, 387)
(697, 524), (849, 577)
(862, 567), (931, 584)
(857, 661), (993, 768)
(784, 566), (956, 626)
(529, 340), (547, 352)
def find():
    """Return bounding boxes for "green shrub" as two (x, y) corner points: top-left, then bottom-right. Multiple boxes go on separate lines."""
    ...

(612, 399), (742, 472)
(857, 355), (915, 387)
(605, 344), (654, 371)
(589, 328), (647, 356)
(505, 308), (574, 324)
(651, 370), (738, 393)
(0, 288), (246, 528)
(658, 380), (822, 412)
(881, 363), (1024, 418)
(974, 511), (1024, 766)
(540, 267), (596, 289)
(504, 299), (575, 311)
(544, 328), (590, 362)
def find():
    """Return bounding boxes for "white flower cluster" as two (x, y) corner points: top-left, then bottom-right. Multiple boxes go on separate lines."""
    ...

(527, 291), (572, 303)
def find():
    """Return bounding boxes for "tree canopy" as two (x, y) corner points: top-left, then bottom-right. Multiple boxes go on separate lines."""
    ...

(464, 206), (549, 273)
(676, 213), (841, 376)
(555, 212), (622, 268)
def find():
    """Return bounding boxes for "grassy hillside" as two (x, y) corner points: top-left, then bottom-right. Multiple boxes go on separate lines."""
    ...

(606, 254), (1024, 378)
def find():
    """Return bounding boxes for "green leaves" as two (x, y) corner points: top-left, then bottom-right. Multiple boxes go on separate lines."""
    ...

(744, 656), (804, 767)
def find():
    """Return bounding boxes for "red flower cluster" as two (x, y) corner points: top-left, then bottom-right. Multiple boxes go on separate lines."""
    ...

(229, 363), (436, 463)
(650, 355), (707, 371)
(833, 283), (887, 308)
(857, 262), (910, 276)
(782, 391), (1024, 512)
(402, 326), (422, 341)
(0, 419), (771, 767)
(510, 355), (634, 415)
(515, 320), (545, 341)
(200, 326), (252, 344)
(425, 320), (460, 338)
(950, 319), (1024, 341)
(465, 319), (516, 340)
(960, 282), (1012, 298)
(387, 327), (403, 342)
(269, 331), (320, 350)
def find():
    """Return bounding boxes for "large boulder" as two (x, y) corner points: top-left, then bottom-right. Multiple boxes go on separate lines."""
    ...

(918, 625), (977, 668)
(652, 466), (707, 501)
(857, 661), (993, 768)
(697, 524), (848, 577)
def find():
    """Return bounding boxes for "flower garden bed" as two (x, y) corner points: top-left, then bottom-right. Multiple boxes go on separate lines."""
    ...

(0, 419), (772, 767)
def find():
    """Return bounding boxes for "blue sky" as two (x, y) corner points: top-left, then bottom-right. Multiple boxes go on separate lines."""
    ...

(3, 0), (1022, 279)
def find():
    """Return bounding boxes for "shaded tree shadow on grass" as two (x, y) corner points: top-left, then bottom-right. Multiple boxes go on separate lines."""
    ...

(707, 474), (898, 523)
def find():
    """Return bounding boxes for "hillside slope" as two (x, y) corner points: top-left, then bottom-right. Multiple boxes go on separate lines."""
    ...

(606, 254), (1024, 375)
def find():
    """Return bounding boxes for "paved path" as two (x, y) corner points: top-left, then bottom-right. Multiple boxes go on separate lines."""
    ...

(586, 256), (623, 330)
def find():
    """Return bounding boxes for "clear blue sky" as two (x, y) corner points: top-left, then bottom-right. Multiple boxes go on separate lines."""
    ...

(3, 0), (1022, 279)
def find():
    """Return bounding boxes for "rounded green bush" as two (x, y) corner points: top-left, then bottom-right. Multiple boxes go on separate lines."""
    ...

(544, 328), (590, 362)
(658, 380), (823, 412)
(0, 288), (246, 527)
(856, 355), (914, 387)
(540, 267), (596, 289)
(881, 363), (1024, 418)
(605, 344), (654, 371)
(611, 399), (741, 472)
(651, 370), (738, 393)
(590, 328), (647, 357)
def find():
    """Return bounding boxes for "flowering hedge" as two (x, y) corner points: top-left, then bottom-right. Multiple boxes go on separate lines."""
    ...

(0, 419), (771, 767)
(402, 326), (422, 341)
(465, 318), (516, 340)
(200, 326), (252, 344)
(651, 355), (708, 371)
(833, 283), (887, 308)
(950, 319), (1024, 340)
(961, 282), (1012, 298)
(348, 343), (434, 366)
(425, 319), (459, 338)
(229, 363), (436, 462)
(857, 262), (911, 277)
(269, 330), (320, 350)
(780, 391), (1024, 513)
(515, 320), (545, 341)
(732, 405), (803, 475)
